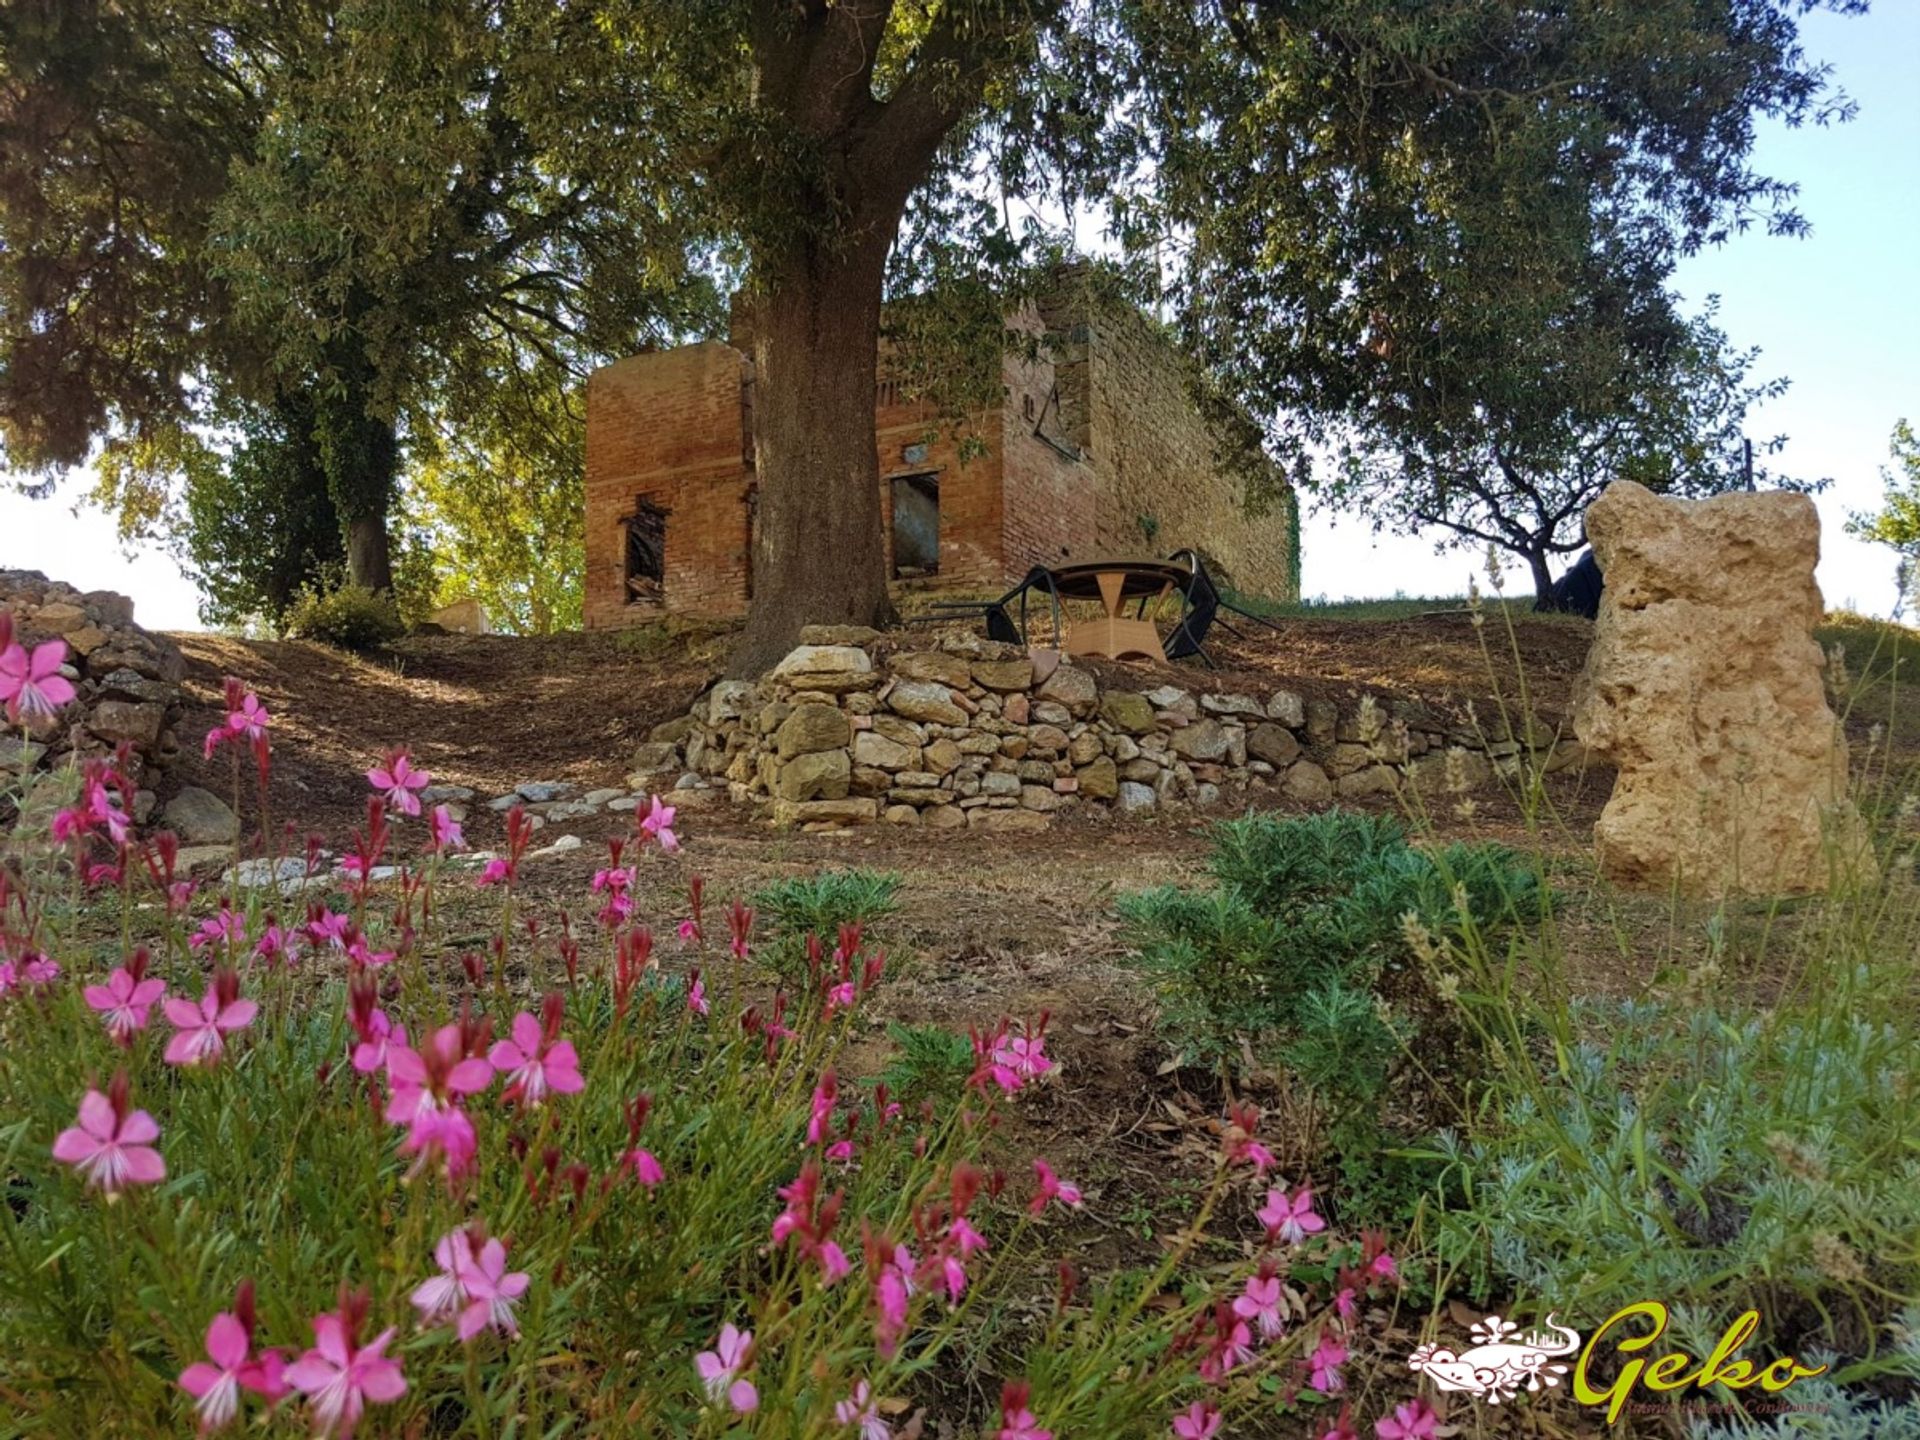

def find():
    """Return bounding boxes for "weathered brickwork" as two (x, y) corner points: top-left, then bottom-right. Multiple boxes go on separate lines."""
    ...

(583, 289), (1297, 628)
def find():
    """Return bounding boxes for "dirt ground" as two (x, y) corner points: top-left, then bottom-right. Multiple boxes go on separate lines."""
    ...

(159, 613), (1865, 1437)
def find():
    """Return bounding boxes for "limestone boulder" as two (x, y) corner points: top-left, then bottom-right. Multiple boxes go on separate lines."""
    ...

(1246, 722), (1301, 768)
(1168, 718), (1229, 762)
(969, 657), (1034, 692)
(774, 750), (851, 802)
(1099, 691), (1157, 735)
(1035, 664), (1099, 717)
(888, 680), (968, 726)
(1573, 479), (1873, 896)
(163, 786), (239, 845)
(891, 650), (971, 688)
(852, 730), (920, 772)
(1282, 761), (1333, 805)
(775, 703), (850, 759)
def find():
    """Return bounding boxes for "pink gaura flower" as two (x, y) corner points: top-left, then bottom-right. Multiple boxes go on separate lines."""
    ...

(163, 970), (257, 1067)
(627, 1148), (665, 1187)
(1224, 1101), (1277, 1176)
(178, 1282), (286, 1433)
(385, 1013), (493, 1180)
(686, 969), (708, 1016)
(987, 1016), (1054, 1091)
(0, 623), (75, 724)
(1029, 1159), (1083, 1215)
(1259, 1185), (1327, 1247)
(284, 1291), (406, 1437)
(1172, 1401), (1223, 1440)
(305, 908), (353, 952)
(1233, 1264), (1285, 1340)
(1198, 1301), (1255, 1383)
(695, 1323), (758, 1414)
(1362, 1229), (1400, 1285)
(1307, 1332), (1348, 1393)
(1319, 1405), (1361, 1440)
(997, 1380), (1050, 1440)
(411, 1228), (528, 1341)
(84, 950), (166, 1046)
(640, 794), (679, 851)
(204, 685), (270, 760)
(52, 1072), (165, 1198)
(21, 952), (59, 986)
(807, 1071), (839, 1145)
(189, 903), (247, 953)
(836, 1379), (891, 1440)
(489, 994), (584, 1107)
(366, 749), (430, 817)
(427, 804), (464, 853)
(1375, 1399), (1440, 1440)
(254, 922), (294, 966)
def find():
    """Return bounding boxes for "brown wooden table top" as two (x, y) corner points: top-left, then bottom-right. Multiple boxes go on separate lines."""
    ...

(1045, 559), (1193, 603)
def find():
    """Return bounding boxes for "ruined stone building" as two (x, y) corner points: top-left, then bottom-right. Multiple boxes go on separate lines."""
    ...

(581, 279), (1300, 629)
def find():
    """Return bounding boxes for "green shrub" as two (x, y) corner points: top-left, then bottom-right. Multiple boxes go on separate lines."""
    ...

(751, 868), (902, 985)
(283, 582), (405, 651)
(878, 1022), (976, 1103)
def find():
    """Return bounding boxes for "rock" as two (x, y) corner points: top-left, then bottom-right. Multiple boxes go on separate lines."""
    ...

(1067, 732), (1104, 766)
(1267, 690), (1306, 727)
(1016, 759), (1055, 783)
(174, 844), (236, 873)
(1335, 765), (1397, 799)
(923, 804), (966, 829)
(1028, 724), (1070, 754)
(891, 650), (972, 688)
(544, 800), (601, 821)
(1200, 692), (1263, 718)
(1282, 761), (1334, 805)
(967, 807), (1049, 833)
(65, 625), (109, 655)
(223, 857), (316, 890)
(923, 737), (963, 776)
(530, 834), (585, 857)
(798, 624), (884, 646)
(581, 787), (625, 807)
(1194, 782), (1222, 806)
(775, 703), (851, 758)
(650, 715), (700, 745)
(708, 680), (758, 724)
(1018, 784), (1062, 812)
(1120, 757), (1161, 783)
(1404, 747), (1494, 797)
(1305, 698), (1338, 747)
(1076, 755), (1119, 799)
(884, 803), (922, 825)
(1030, 699), (1073, 726)
(1168, 718), (1229, 762)
(1034, 665), (1099, 717)
(1116, 781), (1157, 814)
(517, 781), (575, 803)
(673, 773), (705, 790)
(630, 741), (681, 774)
(774, 749), (851, 802)
(774, 643), (873, 679)
(1099, 691), (1157, 735)
(0, 736), (46, 773)
(851, 764), (892, 797)
(980, 771), (1021, 797)
(887, 680), (968, 726)
(88, 700), (164, 745)
(1574, 479), (1873, 895)
(1246, 722), (1300, 768)
(871, 714), (923, 746)
(420, 784), (476, 804)
(163, 786), (239, 845)
(487, 793), (524, 811)
(1144, 685), (1196, 717)
(1325, 743), (1375, 778)
(1002, 693), (1030, 725)
(1028, 648), (1063, 686)
(852, 730), (919, 771)
(607, 795), (642, 812)
(30, 602), (88, 633)
(1109, 734), (1140, 762)
(969, 657), (1034, 692)
(773, 796), (878, 826)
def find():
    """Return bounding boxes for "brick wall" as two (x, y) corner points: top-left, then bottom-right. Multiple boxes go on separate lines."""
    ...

(998, 311), (1100, 582)
(1043, 284), (1299, 602)
(583, 342), (754, 628)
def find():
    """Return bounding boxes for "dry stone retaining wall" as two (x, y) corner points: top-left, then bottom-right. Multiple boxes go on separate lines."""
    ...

(1, 570), (186, 820)
(634, 629), (1576, 831)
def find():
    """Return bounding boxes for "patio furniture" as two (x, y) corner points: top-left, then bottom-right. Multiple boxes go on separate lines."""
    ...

(1046, 558), (1196, 663)
(1161, 549), (1286, 667)
(919, 565), (1065, 646)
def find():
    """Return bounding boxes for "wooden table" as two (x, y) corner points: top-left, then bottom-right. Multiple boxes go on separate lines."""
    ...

(1046, 559), (1194, 663)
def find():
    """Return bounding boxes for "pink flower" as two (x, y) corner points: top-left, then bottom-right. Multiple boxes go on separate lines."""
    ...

(1233, 1266), (1285, 1339)
(1258, 1185), (1326, 1246)
(304, 909), (352, 952)
(84, 953), (165, 1045)
(477, 857), (511, 887)
(348, 981), (404, 1075)
(1375, 1399), (1440, 1440)
(21, 952), (58, 986)
(0, 631), (75, 724)
(807, 1071), (839, 1145)
(52, 1073), (165, 1197)
(412, 1228), (528, 1341)
(1307, 1332), (1348, 1393)
(385, 1019), (494, 1179)
(627, 1148), (665, 1187)
(366, 749), (430, 817)
(997, 1380), (1050, 1440)
(254, 923), (294, 966)
(1319, 1406), (1361, 1440)
(695, 1323), (757, 1414)
(1172, 1402), (1223, 1440)
(1198, 1302), (1255, 1383)
(178, 1287), (286, 1433)
(284, 1294), (406, 1436)
(163, 970), (258, 1067)
(190, 903), (247, 953)
(488, 995), (584, 1107)
(989, 1022), (1054, 1090)
(1030, 1159), (1083, 1215)
(205, 687), (270, 760)
(427, 804), (464, 853)
(640, 794), (679, 852)
(1224, 1101), (1277, 1175)
(686, 970), (708, 1016)
(836, 1379), (891, 1440)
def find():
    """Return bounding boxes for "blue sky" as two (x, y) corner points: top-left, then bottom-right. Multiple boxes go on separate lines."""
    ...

(3, 3), (1915, 630)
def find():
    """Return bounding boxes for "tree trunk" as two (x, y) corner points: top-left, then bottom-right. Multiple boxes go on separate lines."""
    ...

(345, 514), (394, 595)
(1528, 548), (1556, 609)
(729, 233), (900, 675)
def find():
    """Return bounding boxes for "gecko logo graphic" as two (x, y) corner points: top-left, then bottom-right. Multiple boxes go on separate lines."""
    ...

(1406, 1314), (1582, 1404)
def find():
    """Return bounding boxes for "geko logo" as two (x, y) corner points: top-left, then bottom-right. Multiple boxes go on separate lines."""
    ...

(1408, 1301), (1829, 1423)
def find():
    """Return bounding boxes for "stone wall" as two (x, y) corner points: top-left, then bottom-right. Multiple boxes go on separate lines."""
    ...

(1, 571), (186, 818)
(631, 629), (1574, 831)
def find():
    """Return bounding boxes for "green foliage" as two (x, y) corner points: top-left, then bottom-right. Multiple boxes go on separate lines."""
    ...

(1846, 420), (1920, 616)
(1120, 809), (1538, 1062)
(878, 1023), (976, 1105)
(282, 583), (404, 653)
(751, 868), (905, 989)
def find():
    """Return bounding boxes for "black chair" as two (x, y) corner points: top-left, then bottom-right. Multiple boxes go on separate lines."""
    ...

(1161, 549), (1285, 666)
(918, 565), (1066, 646)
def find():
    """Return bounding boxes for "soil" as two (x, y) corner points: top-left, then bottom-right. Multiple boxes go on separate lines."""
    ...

(157, 616), (1843, 1437)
